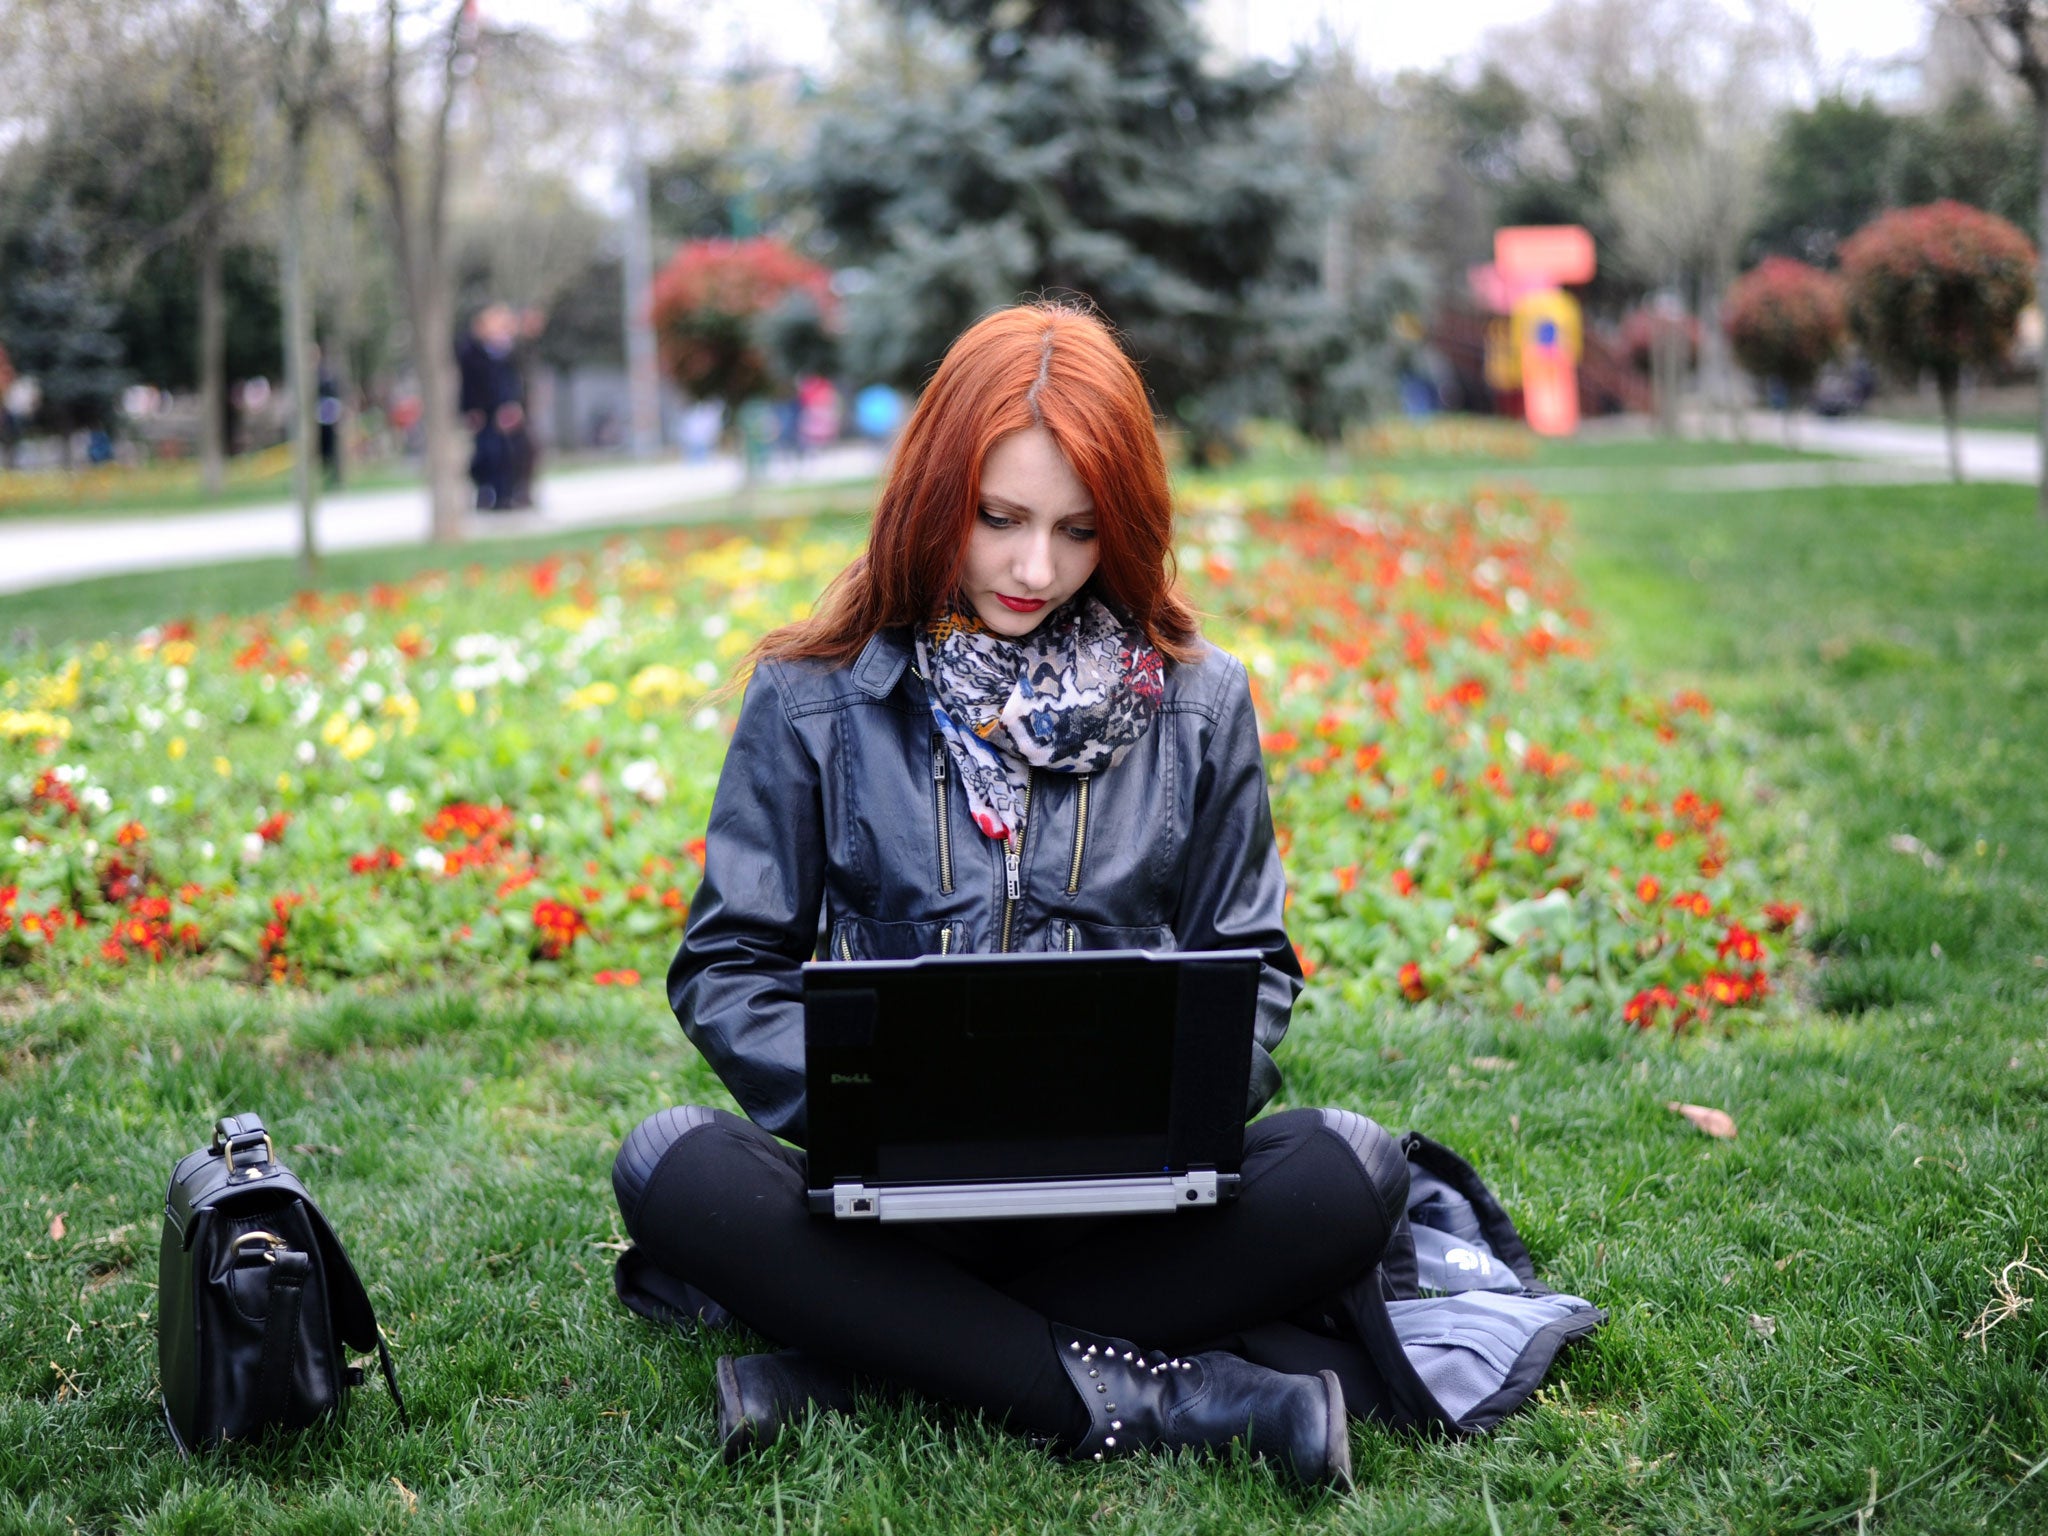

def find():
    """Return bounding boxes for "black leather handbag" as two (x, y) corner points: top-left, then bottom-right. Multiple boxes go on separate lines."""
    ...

(157, 1113), (405, 1452)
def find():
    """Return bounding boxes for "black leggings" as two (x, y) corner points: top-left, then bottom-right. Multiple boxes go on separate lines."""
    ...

(614, 1106), (1409, 1441)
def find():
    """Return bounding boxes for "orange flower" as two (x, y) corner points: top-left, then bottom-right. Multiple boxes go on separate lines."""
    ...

(1635, 875), (1661, 905)
(684, 836), (708, 867)
(1623, 985), (1678, 1029)
(1761, 901), (1802, 931)
(1567, 800), (1596, 820)
(257, 812), (291, 844)
(1334, 864), (1359, 894)
(593, 968), (642, 986)
(115, 821), (148, 846)
(1261, 729), (1299, 755)
(1391, 869), (1417, 897)
(1293, 942), (1318, 978)
(1398, 961), (1428, 1002)
(1522, 827), (1555, 856)
(1669, 890), (1712, 918)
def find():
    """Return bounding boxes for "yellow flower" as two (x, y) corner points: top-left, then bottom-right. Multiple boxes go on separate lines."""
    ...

(564, 681), (619, 712)
(381, 693), (421, 735)
(627, 664), (702, 707)
(162, 639), (197, 667)
(31, 658), (80, 711)
(168, 736), (187, 760)
(714, 630), (752, 660)
(321, 711), (351, 746)
(456, 690), (476, 717)
(214, 756), (233, 777)
(275, 772), (294, 794)
(340, 724), (377, 761)
(544, 603), (600, 631)
(0, 709), (70, 740)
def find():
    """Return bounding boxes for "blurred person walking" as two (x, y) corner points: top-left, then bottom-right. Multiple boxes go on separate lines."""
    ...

(457, 304), (526, 511)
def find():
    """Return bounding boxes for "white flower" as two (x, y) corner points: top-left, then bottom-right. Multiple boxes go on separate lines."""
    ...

(701, 614), (730, 639)
(10, 836), (26, 853)
(360, 681), (386, 707)
(148, 785), (171, 806)
(166, 665), (189, 693)
(385, 787), (416, 816)
(692, 707), (719, 731)
(200, 840), (216, 861)
(295, 741), (317, 765)
(413, 847), (446, 874)
(291, 691), (323, 727)
(692, 659), (719, 684)
(240, 832), (266, 865)
(183, 709), (202, 729)
(80, 786), (112, 814)
(528, 813), (545, 832)
(83, 838), (99, 858)
(621, 758), (667, 803)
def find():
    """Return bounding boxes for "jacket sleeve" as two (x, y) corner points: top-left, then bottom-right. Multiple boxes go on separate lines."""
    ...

(1174, 655), (1304, 1118)
(667, 666), (823, 1143)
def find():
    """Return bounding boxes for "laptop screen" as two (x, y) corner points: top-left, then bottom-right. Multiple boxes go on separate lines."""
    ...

(804, 951), (1258, 1187)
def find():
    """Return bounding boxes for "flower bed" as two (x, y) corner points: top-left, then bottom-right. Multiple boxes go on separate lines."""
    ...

(0, 489), (1794, 1029)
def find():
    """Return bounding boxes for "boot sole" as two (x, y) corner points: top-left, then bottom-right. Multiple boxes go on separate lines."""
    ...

(1317, 1369), (1354, 1493)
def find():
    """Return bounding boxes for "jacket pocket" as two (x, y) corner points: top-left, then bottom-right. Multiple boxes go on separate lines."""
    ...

(828, 915), (964, 961)
(1052, 918), (1176, 954)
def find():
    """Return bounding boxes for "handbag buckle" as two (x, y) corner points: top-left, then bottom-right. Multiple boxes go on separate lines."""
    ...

(231, 1230), (288, 1263)
(219, 1133), (275, 1179)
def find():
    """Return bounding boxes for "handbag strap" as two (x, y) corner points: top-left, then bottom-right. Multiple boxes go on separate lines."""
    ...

(256, 1246), (312, 1426)
(374, 1330), (409, 1426)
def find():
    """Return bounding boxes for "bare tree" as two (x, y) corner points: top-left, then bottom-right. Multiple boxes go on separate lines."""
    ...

(265, 0), (334, 577)
(345, 0), (481, 544)
(1953, 1), (2048, 517)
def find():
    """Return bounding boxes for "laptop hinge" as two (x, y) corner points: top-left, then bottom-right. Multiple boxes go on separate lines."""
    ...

(828, 1172), (1224, 1223)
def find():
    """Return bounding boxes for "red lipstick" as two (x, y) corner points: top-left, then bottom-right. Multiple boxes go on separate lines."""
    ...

(996, 594), (1046, 613)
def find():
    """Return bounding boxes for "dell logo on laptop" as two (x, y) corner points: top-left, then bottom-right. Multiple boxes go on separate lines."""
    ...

(830, 1073), (873, 1085)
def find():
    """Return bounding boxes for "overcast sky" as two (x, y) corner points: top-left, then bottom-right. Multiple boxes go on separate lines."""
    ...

(635, 0), (1938, 81)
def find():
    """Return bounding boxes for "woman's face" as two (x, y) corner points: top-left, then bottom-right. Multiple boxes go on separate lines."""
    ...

(961, 426), (1100, 638)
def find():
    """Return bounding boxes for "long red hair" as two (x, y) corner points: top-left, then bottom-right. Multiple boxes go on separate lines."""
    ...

(754, 301), (1201, 668)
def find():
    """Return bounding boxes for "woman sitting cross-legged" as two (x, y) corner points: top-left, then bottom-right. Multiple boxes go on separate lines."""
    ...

(612, 301), (1410, 1489)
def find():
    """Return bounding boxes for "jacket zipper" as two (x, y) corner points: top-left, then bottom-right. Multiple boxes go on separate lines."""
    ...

(1065, 775), (1090, 895)
(1064, 920), (1076, 952)
(999, 776), (1034, 952)
(930, 735), (954, 895)
(837, 926), (851, 961)
(939, 923), (953, 956)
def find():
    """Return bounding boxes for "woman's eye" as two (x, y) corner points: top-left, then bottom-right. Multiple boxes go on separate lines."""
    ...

(977, 509), (1014, 529)
(1065, 525), (1098, 542)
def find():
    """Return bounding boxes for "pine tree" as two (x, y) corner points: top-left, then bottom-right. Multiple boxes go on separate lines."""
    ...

(793, 0), (1305, 444)
(0, 200), (128, 459)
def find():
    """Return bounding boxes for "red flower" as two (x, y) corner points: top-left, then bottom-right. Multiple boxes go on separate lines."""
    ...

(1398, 962), (1429, 1002)
(1567, 800), (1596, 820)
(1762, 901), (1802, 931)
(1635, 875), (1661, 904)
(257, 813), (291, 845)
(1261, 729), (1300, 756)
(424, 802), (514, 844)
(1391, 869), (1417, 897)
(1623, 985), (1679, 1029)
(1522, 827), (1555, 856)
(349, 848), (403, 875)
(1717, 924), (1766, 964)
(593, 968), (643, 986)
(1333, 864), (1359, 894)
(115, 821), (148, 846)
(684, 837), (708, 867)
(1669, 890), (1713, 918)
(532, 898), (590, 959)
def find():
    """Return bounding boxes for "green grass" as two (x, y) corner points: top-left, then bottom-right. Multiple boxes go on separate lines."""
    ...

(3, 450), (2047, 1532)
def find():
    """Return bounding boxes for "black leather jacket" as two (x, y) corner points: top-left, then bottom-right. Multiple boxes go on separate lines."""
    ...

(668, 626), (1304, 1144)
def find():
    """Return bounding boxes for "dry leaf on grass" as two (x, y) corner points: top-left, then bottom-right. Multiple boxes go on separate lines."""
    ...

(1747, 1313), (1777, 1340)
(1470, 1055), (1517, 1072)
(1962, 1240), (2046, 1347)
(47, 1212), (65, 1242)
(1666, 1102), (1738, 1139)
(391, 1477), (418, 1515)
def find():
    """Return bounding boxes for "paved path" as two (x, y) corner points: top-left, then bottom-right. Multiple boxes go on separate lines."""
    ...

(0, 445), (887, 596)
(1687, 410), (2040, 483)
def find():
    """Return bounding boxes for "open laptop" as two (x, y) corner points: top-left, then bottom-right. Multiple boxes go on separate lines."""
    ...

(802, 949), (1261, 1222)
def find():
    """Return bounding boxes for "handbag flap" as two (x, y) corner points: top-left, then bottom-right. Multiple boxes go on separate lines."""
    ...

(300, 1199), (384, 1353)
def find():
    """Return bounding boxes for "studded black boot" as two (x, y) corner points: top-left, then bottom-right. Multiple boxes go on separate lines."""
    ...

(714, 1351), (861, 1463)
(1054, 1327), (1352, 1489)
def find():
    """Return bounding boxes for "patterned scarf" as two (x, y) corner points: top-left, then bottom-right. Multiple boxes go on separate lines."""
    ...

(916, 594), (1165, 844)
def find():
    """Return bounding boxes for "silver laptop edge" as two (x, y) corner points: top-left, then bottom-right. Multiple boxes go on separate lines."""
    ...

(833, 1169), (1221, 1223)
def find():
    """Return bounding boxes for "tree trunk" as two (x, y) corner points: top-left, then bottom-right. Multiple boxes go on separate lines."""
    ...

(1939, 367), (1964, 483)
(196, 217), (226, 496)
(282, 138), (319, 579)
(413, 258), (468, 541)
(622, 136), (661, 459)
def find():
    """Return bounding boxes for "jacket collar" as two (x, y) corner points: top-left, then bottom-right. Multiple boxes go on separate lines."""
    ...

(852, 627), (913, 699)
